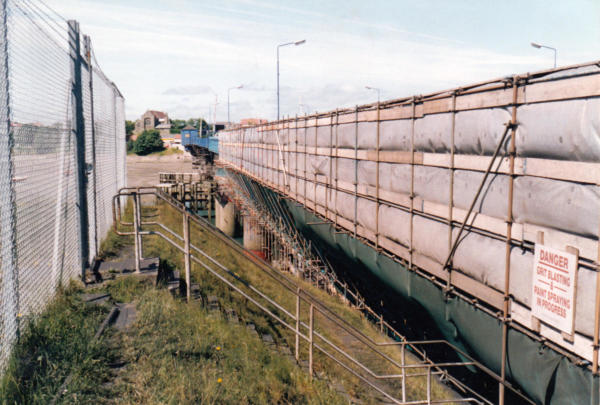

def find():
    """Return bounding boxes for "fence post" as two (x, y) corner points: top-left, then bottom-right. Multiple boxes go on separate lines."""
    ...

(183, 211), (191, 302)
(295, 287), (300, 361)
(68, 20), (89, 280)
(309, 303), (314, 378)
(0, 0), (19, 365)
(83, 35), (98, 260)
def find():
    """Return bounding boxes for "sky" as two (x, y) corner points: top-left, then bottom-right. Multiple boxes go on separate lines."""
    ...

(45, 0), (600, 122)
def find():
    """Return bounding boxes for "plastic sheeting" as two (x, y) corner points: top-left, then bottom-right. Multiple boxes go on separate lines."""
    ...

(219, 64), (600, 346)
(283, 201), (598, 405)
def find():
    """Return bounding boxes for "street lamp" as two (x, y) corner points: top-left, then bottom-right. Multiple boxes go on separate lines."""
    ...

(210, 92), (219, 136)
(277, 39), (306, 121)
(228, 84), (243, 125)
(365, 86), (381, 103)
(531, 42), (557, 68)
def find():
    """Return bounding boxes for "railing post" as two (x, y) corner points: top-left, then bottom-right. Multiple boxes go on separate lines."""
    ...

(132, 193), (141, 274)
(309, 303), (314, 378)
(427, 366), (432, 405)
(135, 187), (143, 259)
(295, 287), (300, 361)
(401, 344), (406, 402)
(68, 19), (89, 279)
(183, 211), (191, 302)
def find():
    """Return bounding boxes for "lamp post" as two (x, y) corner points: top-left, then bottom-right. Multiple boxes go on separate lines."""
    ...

(211, 93), (219, 136)
(277, 39), (306, 121)
(531, 42), (557, 68)
(365, 86), (381, 103)
(227, 84), (243, 125)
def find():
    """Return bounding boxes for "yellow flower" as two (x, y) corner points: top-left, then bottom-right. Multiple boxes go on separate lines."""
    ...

(16, 313), (23, 318)
(216, 346), (221, 351)
(217, 378), (222, 383)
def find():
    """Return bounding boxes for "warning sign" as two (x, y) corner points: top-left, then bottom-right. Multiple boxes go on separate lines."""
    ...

(531, 244), (578, 334)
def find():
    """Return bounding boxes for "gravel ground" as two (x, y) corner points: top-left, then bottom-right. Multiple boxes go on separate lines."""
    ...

(127, 153), (194, 187)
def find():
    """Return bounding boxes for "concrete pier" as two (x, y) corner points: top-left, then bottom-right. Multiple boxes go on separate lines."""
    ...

(243, 216), (264, 259)
(215, 200), (235, 237)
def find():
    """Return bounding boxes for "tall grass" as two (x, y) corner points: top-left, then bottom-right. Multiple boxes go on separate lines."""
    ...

(0, 283), (115, 404)
(113, 284), (345, 404)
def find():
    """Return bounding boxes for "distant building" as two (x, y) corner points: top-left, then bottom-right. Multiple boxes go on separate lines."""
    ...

(240, 118), (268, 127)
(133, 110), (171, 139)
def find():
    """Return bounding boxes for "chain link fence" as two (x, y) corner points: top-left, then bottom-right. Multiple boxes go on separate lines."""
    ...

(0, 0), (126, 369)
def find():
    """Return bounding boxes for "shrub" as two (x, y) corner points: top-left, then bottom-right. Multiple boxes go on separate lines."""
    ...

(132, 130), (163, 155)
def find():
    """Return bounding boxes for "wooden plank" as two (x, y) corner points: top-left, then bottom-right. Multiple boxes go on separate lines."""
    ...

(238, 141), (600, 185)
(413, 253), (446, 280)
(521, 74), (600, 104)
(454, 154), (513, 173)
(379, 236), (410, 261)
(366, 150), (423, 164)
(451, 271), (504, 309)
(523, 223), (597, 261)
(423, 97), (452, 115)
(519, 158), (600, 185)
(337, 112), (356, 125)
(380, 104), (413, 121)
(359, 110), (378, 122)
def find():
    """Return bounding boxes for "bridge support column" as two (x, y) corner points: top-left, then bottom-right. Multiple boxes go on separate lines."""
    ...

(243, 216), (264, 259)
(215, 199), (235, 237)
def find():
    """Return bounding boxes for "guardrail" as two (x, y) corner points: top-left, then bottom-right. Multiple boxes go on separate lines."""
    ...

(112, 187), (534, 405)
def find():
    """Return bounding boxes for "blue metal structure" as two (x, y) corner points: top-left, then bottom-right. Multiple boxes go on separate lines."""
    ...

(181, 125), (200, 147)
(181, 125), (219, 155)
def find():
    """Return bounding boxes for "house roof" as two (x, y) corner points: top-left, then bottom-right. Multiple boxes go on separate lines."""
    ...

(155, 123), (172, 129)
(148, 110), (168, 119)
(182, 125), (196, 130)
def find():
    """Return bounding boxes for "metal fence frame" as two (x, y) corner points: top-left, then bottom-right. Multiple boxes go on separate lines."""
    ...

(0, 0), (126, 369)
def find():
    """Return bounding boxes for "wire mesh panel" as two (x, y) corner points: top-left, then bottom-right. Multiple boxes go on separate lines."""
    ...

(0, 0), (126, 370)
(92, 68), (120, 246)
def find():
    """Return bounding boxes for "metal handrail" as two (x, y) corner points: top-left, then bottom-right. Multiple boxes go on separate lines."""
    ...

(112, 188), (533, 404)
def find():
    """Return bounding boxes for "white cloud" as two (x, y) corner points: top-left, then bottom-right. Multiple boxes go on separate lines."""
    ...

(43, 0), (599, 121)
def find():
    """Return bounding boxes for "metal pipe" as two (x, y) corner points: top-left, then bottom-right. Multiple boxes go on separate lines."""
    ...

(401, 344), (407, 402)
(443, 123), (512, 270)
(132, 193), (141, 273)
(183, 212), (191, 302)
(136, 187), (144, 260)
(309, 303), (314, 378)
(499, 77), (519, 405)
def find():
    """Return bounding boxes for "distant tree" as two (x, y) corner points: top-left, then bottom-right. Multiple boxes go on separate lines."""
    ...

(133, 129), (163, 155)
(169, 118), (186, 134)
(125, 120), (135, 137)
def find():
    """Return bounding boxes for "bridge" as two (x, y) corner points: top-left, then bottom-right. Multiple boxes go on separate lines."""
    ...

(217, 62), (600, 404)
